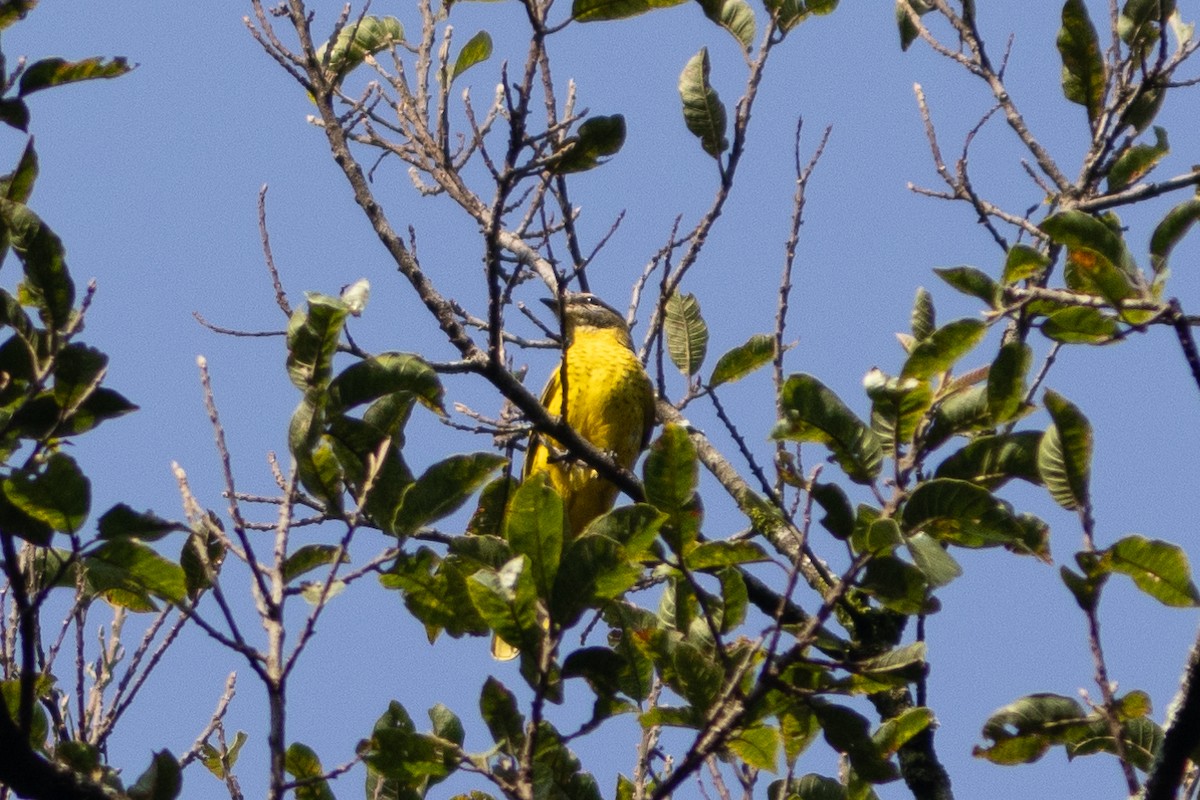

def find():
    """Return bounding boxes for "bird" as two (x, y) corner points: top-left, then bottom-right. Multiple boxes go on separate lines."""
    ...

(491, 291), (656, 661)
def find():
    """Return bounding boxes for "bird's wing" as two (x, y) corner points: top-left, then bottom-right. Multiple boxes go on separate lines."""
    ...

(523, 362), (563, 479)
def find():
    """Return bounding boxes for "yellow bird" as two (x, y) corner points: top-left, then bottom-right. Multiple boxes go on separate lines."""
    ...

(491, 292), (656, 660)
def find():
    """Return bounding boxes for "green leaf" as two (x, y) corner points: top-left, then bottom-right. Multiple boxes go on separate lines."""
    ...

(127, 751), (181, 800)
(0, 98), (28, 132)
(910, 287), (935, 341)
(905, 532), (962, 587)
(86, 539), (187, 606)
(900, 318), (987, 379)
(381, 548), (488, 638)
(934, 431), (1044, 489)
(765, 0), (839, 33)
(468, 557), (539, 653)
(52, 343), (108, 415)
(452, 31), (492, 81)
(1041, 210), (1129, 268)
(0, 199), (73, 329)
(549, 114), (627, 174)
(895, 0), (934, 50)
(664, 292), (708, 376)
(328, 352), (444, 414)
(695, 0), (757, 50)
(1041, 307), (1120, 344)
(572, 0), (687, 21)
(1060, 564), (1104, 611)
(1108, 126), (1169, 191)
(679, 49), (728, 158)
(1150, 197), (1200, 275)
(684, 540), (769, 570)
(811, 701), (899, 783)
(286, 294), (349, 390)
(1103, 535), (1200, 606)
(933, 266), (999, 308)
(1120, 80), (1165, 134)
(181, 523), (225, 600)
(727, 724), (779, 771)
(1119, 0), (1176, 54)
(480, 677), (526, 755)
(19, 57), (133, 96)
(864, 369), (933, 452)
(1002, 244), (1051, 285)
(1042, 211), (1138, 306)
(873, 707), (934, 756)
(987, 340), (1031, 423)
(2, 138), (37, 203)
(774, 374), (882, 484)
(504, 472), (564, 603)
(4, 453), (89, 533)
(317, 16), (404, 84)
(859, 555), (930, 615)
(284, 743), (335, 800)
(710, 333), (775, 387)
(0, 1), (35, 31)
(1057, 0), (1106, 124)
(974, 693), (1087, 765)
(1038, 390), (1092, 511)
(810, 482), (853, 540)
(282, 544), (349, 583)
(392, 452), (506, 536)
(1065, 716), (1162, 771)
(644, 424), (698, 513)
(901, 478), (1029, 549)
(97, 504), (185, 542)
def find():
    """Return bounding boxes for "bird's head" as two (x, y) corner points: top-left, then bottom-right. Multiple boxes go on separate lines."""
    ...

(541, 292), (630, 339)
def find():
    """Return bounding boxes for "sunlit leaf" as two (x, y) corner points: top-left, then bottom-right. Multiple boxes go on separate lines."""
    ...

(1057, 0), (1106, 124)
(1103, 534), (1200, 607)
(679, 48), (728, 158)
(1150, 197), (1200, 275)
(452, 30), (492, 81)
(695, 0), (757, 50)
(284, 743), (335, 800)
(664, 291), (708, 376)
(1041, 307), (1120, 344)
(1002, 244), (1051, 285)
(86, 539), (187, 606)
(987, 340), (1031, 423)
(873, 707), (934, 756)
(328, 352), (444, 414)
(392, 452), (506, 536)
(934, 431), (1043, 489)
(910, 286), (935, 341)
(905, 532), (962, 586)
(572, 0), (687, 21)
(19, 56), (133, 96)
(317, 16), (404, 84)
(4, 453), (89, 533)
(901, 478), (1028, 549)
(900, 318), (987, 379)
(1038, 390), (1091, 511)
(1108, 126), (1169, 191)
(934, 266), (999, 308)
(974, 693), (1087, 765)
(774, 374), (882, 484)
(710, 333), (775, 387)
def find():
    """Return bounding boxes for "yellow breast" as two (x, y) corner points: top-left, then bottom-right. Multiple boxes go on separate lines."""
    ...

(526, 325), (655, 535)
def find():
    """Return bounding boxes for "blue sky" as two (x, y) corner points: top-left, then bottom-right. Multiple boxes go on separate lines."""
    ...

(8, 1), (1200, 798)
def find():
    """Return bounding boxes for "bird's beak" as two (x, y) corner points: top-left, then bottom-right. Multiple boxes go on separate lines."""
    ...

(540, 296), (562, 313)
